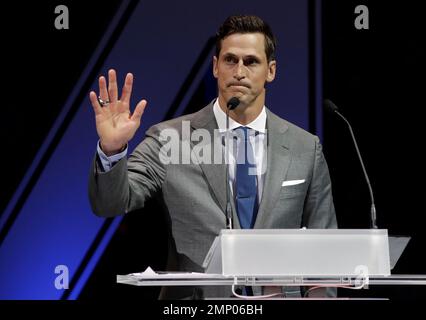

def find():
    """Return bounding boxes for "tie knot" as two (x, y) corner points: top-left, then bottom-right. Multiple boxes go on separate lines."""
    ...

(234, 126), (253, 141)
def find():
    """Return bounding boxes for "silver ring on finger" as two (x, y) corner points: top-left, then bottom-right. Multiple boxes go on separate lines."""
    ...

(97, 96), (110, 106)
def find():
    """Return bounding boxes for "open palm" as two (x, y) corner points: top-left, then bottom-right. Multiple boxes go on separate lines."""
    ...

(89, 69), (147, 155)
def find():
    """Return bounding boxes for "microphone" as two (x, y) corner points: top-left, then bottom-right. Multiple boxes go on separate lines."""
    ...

(227, 97), (240, 110)
(324, 99), (378, 229)
(225, 97), (240, 229)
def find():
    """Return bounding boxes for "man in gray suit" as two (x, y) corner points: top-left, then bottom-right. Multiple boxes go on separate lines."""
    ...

(89, 15), (337, 299)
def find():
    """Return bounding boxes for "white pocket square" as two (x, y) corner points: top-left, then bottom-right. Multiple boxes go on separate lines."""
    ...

(281, 179), (305, 187)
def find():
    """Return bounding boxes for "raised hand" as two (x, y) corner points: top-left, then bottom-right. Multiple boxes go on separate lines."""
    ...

(89, 69), (147, 155)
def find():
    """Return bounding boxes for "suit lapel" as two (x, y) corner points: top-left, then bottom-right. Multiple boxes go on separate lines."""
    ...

(253, 110), (290, 228)
(191, 103), (229, 216)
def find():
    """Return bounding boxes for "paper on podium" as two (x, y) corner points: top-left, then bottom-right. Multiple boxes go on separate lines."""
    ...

(127, 267), (223, 279)
(389, 236), (411, 270)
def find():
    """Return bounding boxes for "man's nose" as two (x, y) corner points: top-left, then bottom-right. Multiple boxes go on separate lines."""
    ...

(233, 60), (246, 80)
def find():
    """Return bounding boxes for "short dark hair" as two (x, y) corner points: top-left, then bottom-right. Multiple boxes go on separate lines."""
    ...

(215, 15), (277, 62)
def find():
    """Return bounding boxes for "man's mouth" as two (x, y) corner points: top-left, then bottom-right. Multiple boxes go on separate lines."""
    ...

(228, 84), (249, 90)
(227, 82), (250, 89)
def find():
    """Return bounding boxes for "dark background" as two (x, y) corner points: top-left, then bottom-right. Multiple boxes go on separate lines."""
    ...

(1, 0), (425, 301)
(322, 0), (426, 299)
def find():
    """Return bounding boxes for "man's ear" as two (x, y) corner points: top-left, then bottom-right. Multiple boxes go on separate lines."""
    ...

(213, 56), (218, 79)
(266, 60), (276, 83)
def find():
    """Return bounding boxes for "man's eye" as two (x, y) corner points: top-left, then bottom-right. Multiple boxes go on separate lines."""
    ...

(224, 56), (237, 63)
(244, 58), (258, 66)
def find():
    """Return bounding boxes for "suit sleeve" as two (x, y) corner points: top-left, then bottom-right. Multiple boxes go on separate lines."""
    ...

(302, 136), (337, 228)
(88, 127), (166, 217)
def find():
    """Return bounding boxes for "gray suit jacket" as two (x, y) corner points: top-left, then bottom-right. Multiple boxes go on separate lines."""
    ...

(88, 102), (337, 299)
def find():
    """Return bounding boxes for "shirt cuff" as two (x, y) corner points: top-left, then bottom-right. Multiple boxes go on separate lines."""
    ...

(97, 141), (127, 172)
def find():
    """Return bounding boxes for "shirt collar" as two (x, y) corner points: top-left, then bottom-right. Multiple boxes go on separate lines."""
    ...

(213, 98), (267, 134)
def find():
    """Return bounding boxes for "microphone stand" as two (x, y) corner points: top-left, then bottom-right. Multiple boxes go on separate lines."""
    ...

(334, 110), (377, 229)
(325, 99), (377, 229)
(225, 106), (233, 229)
(224, 97), (240, 229)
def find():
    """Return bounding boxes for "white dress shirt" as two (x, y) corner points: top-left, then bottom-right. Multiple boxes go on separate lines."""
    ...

(213, 99), (267, 203)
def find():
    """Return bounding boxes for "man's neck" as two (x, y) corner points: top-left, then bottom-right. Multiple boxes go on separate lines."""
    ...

(218, 96), (265, 125)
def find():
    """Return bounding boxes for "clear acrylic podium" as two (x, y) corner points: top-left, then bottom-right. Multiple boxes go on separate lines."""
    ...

(204, 229), (391, 277)
(117, 229), (426, 298)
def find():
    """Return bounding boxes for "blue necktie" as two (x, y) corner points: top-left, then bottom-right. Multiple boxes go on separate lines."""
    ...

(234, 127), (258, 229)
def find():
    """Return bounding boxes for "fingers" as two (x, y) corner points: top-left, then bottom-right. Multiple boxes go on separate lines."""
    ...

(98, 76), (109, 102)
(121, 73), (133, 104)
(131, 99), (147, 122)
(89, 91), (102, 115)
(108, 69), (118, 102)
(94, 70), (139, 116)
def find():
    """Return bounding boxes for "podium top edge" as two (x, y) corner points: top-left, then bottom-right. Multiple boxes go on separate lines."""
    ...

(220, 229), (388, 236)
